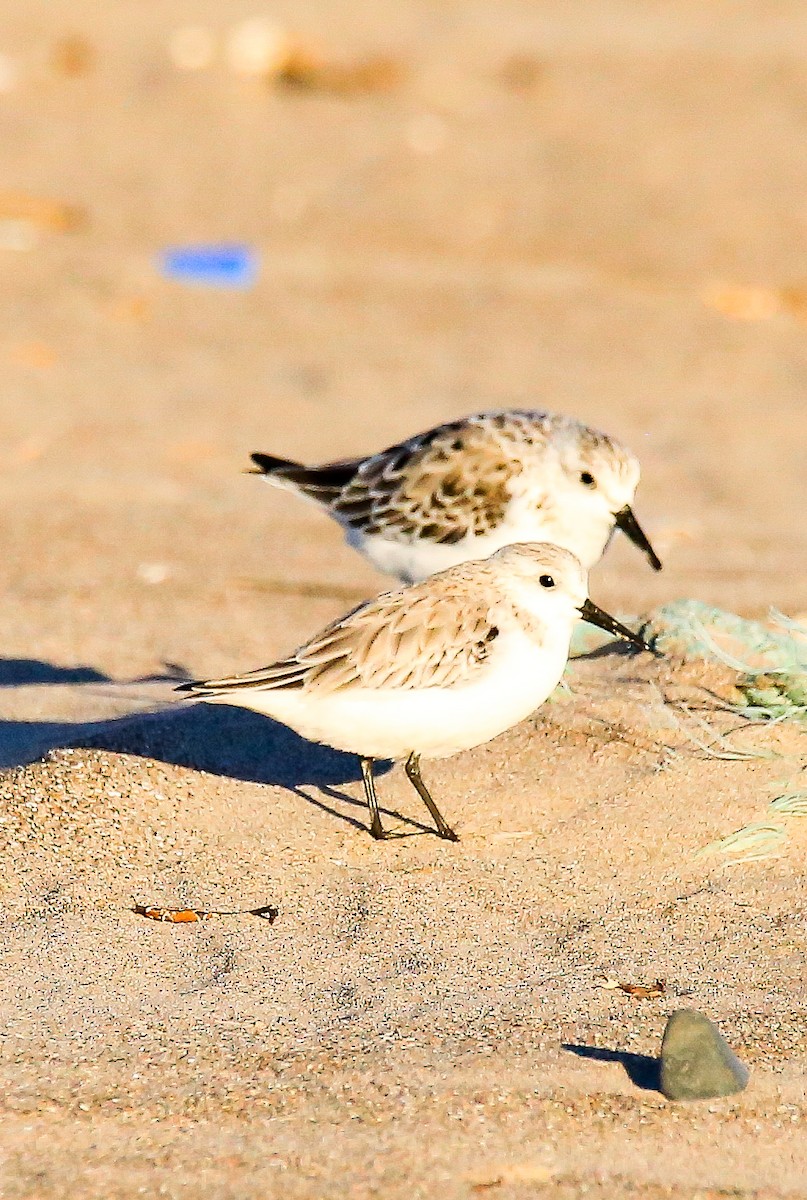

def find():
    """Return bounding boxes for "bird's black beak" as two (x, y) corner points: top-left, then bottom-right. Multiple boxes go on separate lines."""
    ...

(614, 506), (662, 571)
(578, 598), (652, 653)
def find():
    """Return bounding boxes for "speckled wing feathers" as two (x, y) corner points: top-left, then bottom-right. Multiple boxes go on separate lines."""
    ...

(329, 412), (549, 542)
(191, 580), (501, 696)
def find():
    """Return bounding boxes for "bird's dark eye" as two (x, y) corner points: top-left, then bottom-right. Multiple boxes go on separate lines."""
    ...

(539, 574), (555, 589)
(580, 471), (596, 488)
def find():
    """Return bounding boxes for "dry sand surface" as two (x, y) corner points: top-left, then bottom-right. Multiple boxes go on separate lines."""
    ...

(1, 2), (807, 1197)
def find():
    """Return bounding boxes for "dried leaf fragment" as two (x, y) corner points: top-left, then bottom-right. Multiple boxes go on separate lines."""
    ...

(133, 905), (212, 923)
(278, 53), (404, 94)
(619, 978), (666, 999)
(596, 975), (666, 999)
(132, 902), (279, 923)
(0, 189), (86, 232)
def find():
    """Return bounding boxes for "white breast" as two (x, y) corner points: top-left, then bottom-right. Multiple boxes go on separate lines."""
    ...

(346, 503), (612, 583)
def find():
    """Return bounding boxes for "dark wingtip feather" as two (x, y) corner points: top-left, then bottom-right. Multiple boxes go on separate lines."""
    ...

(249, 453), (361, 503)
(175, 679), (202, 694)
(248, 452), (301, 476)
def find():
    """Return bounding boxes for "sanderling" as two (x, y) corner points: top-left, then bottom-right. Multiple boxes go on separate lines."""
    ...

(249, 409), (662, 584)
(178, 542), (651, 842)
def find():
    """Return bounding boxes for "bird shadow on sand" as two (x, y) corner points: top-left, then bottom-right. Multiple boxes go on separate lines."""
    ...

(571, 640), (653, 665)
(82, 704), (425, 838)
(0, 677), (427, 837)
(0, 657), (191, 772)
(0, 656), (190, 688)
(561, 1043), (661, 1092)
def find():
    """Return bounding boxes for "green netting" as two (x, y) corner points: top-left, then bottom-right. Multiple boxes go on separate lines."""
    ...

(570, 599), (807, 720)
(570, 601), (807, 863)
(647, 600), (807, 718)
(768, 790), (807, 817)
(696, 821), (789, 864)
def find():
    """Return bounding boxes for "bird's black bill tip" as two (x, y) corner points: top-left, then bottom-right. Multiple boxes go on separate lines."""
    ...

(578, 598), (653, 654)
(614, 505), (663, 572)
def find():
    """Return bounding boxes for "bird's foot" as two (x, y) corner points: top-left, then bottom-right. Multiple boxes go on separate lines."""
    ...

(436, 823), (459, 842)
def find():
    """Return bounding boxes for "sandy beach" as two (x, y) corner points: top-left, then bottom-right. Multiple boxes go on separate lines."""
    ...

(1, 2), (806, 1196)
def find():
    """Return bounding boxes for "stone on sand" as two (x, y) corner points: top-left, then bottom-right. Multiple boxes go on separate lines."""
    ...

(660, 1009), (750, 1101)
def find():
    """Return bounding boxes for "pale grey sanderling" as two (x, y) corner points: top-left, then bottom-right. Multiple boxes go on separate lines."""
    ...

(178, 542), (651, 842)
(249, 409), (662, 585)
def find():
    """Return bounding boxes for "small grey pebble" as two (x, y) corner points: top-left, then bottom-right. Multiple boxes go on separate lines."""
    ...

(660, 1009), (750, 1101)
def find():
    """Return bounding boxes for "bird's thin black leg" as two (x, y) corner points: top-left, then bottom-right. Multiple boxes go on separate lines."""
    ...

(404, 753), (459, 842)
(361, 757), (387, 840)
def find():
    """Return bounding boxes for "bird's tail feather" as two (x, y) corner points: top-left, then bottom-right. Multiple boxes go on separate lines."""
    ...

(248, 452), (358, 504)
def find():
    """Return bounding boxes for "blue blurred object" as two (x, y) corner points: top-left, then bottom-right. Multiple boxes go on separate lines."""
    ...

(159, 243), (258, 288)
